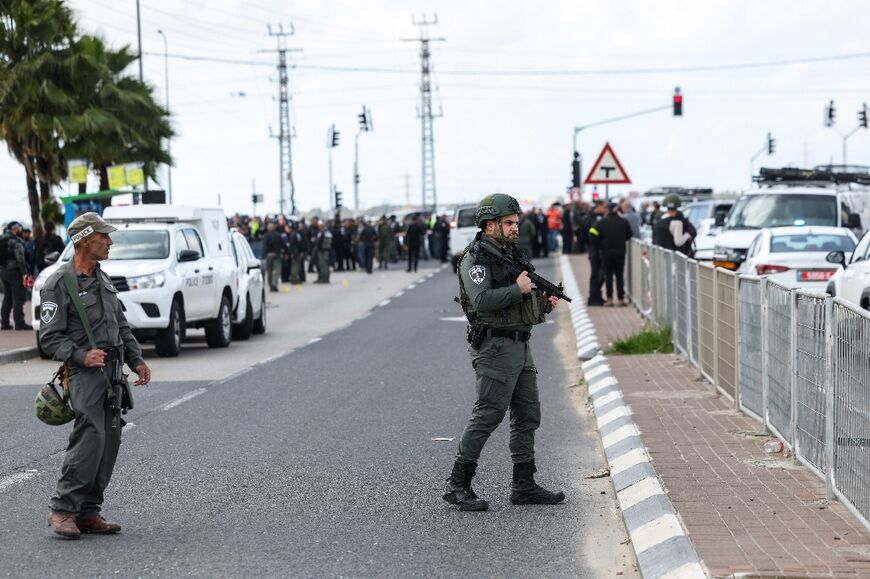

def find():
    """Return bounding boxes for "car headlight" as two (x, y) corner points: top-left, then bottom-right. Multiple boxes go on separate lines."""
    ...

(128, 272), (166, 290)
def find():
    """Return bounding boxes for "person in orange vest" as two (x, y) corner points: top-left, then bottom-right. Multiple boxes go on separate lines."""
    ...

(546, 203), (563, 252)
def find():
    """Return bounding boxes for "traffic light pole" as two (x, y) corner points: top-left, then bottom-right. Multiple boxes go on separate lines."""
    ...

(354, 132), (360, 213)
(836, 126), (862, 165)
(572, 103), (671, 195)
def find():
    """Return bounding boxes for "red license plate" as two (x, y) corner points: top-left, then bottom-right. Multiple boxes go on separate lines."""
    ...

(798, 270), (834, 281)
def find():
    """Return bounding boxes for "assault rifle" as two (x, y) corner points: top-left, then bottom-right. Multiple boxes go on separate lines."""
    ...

(477, 242), (573, 303)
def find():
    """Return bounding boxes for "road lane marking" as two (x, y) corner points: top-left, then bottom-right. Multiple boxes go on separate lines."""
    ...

(440, 316), (467, 322)
(378, 299), (391, 307)
(394, 291), (405, 297)
(0, 470), (38, 492)
(213, 368), (252, 384)
(161, 388), (207, 411)
(257, 350), (293, 366)
(307, 337), (322, 345)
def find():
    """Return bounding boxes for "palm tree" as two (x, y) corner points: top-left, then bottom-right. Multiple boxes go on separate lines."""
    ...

(0, 0), (76, 235)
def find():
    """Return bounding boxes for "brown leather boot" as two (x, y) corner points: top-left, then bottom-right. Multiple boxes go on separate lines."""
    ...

(48, 511), (81, 540)
(76, 514), (121, 534)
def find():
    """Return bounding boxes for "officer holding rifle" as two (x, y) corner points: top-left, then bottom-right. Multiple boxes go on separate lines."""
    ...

(443, 194), (566, 511)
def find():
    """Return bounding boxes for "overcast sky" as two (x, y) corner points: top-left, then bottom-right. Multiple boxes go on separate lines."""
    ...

(3, 0), (870, 222)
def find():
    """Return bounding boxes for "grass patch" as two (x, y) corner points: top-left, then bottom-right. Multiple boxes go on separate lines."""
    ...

(606, 326), (674, 355)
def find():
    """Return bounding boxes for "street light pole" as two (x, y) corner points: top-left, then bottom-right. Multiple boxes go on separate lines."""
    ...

(157, 29), (172, 204)
(135, 0), (143, 82)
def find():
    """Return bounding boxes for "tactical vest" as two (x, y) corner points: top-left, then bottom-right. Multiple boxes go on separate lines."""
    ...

(457, 238), (547, 329)
(320, 231), (333, 251)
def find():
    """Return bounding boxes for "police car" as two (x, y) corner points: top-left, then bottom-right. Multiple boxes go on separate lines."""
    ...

(33, 205), (240, 357)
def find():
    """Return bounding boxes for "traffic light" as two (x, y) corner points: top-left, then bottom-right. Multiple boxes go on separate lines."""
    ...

(354, 174), (360, 185)
(358, 106), (372, 132)
(330, 126), (340, 147)
(767, 132), (775, 155)
(572, 152), (581, 188)
(860, 103), (868, 129)
(334, 188), (343, 208)
(672, 87), (683, 117)
(826, 100), (836, 127)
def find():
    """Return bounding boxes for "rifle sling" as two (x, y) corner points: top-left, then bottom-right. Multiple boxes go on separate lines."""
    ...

(61, 267), (115, 399)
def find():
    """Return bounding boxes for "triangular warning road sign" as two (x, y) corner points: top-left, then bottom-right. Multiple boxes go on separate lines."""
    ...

(584, 142), (631, 185)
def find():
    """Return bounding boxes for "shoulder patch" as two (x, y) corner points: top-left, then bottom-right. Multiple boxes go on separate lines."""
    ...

(468, 264), (486, 285)
(41, 301), (58, 325)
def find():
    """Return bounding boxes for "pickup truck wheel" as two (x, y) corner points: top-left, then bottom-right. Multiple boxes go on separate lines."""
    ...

(205, 295), (232, 348)
(232, 295), (254, 340)
(252, 290), (267, 335)
(155, 300), (183, 357)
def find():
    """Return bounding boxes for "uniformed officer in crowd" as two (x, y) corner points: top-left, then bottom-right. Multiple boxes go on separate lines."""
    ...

(1, 220), (32, 330)
(315, 221), (332, 283)
(585, 200), (608, 306)
(443, 193), (565, 511)
(594, 202), (633, 306)
(262, 222), (284, 292)
(39, 213), (151, 539)
(653, 194), (695, 256)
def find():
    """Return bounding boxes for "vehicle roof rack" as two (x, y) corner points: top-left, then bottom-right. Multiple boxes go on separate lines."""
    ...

(755, 167), (870, 186)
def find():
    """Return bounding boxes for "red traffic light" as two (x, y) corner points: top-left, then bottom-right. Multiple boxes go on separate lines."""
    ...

(673, 94), (683, 117)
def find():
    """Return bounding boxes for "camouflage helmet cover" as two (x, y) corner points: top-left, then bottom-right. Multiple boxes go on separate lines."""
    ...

(476, 193), (521, 227)
(34, 382), (74, 426)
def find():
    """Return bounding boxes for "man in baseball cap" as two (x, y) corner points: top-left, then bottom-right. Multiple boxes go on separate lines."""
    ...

(67, 212), (117, 244)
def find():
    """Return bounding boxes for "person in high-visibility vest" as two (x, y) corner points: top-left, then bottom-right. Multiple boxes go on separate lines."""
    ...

(546, 203), (563, 252)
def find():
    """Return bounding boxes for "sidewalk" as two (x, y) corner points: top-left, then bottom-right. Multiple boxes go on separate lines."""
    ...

(568, 254), (870, 578)
(0, 296), (36, 363)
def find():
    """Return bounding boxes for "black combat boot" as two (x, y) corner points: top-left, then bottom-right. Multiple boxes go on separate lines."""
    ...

(510, 461), (565, 505)
(443, 461), (489, 511)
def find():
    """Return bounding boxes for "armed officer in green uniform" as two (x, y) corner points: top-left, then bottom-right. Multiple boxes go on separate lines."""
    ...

(39, 213), (152, 539)
(443, 194), (565, 511)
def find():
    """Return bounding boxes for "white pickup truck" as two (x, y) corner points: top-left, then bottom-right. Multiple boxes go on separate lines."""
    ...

(33, 205), (239, 357)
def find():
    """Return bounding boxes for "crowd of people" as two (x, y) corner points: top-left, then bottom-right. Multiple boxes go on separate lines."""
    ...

(1, 220), (65, 330)
(227, 212), (453, 289)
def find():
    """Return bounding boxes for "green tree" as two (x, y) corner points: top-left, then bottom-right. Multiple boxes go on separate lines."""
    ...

(0, 0), (76, 235)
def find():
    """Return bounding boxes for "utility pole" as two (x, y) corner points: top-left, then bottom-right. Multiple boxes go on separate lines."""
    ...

(157, 30), (172, 204)
(401, 15), (444, 213)
(263, 24), (301, 215)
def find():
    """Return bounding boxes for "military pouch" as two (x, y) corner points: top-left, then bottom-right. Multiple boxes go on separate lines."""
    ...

(467, 320), (488, 350)
(519, 290), (549, 326)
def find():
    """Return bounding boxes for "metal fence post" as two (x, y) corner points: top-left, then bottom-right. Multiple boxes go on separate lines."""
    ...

(825, 296), (835, 500)
(713, 267), (720, 392)
(761, 277), (770, 432)
(734, 275), (742, 412)
(790, 290), (799, 455)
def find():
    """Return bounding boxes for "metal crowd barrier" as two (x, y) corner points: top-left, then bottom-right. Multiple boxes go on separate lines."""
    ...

(623, 240), (870, 531)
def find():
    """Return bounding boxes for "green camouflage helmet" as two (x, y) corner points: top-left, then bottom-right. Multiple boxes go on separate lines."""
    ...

(35, 382), (74, 426)
(476, 193), (522, 227)
(663, 194), (682, 209)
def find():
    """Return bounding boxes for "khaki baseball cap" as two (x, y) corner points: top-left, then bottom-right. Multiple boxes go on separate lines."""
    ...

(68, 212), (117, 243)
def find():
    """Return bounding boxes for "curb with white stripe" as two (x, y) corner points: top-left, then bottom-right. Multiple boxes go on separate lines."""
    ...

(560, 255), (706, 579)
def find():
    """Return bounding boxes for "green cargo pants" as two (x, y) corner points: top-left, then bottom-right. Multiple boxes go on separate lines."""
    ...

(457, 336), (540, 465)
(317, 250), (330, 283)
(266, 252), (281, 290)
(51, 367), (120, 515)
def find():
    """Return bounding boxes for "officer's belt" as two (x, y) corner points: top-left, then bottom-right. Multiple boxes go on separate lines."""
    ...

(486, 328), (531, 342)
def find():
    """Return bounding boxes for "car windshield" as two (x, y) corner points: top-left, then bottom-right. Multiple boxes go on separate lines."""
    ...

(682, 203), (710, 227)
(108, 231), (170, 259)
(725, 194), (838, 229)
(456, 208), (477, 227)
(769, 234), (855, 253)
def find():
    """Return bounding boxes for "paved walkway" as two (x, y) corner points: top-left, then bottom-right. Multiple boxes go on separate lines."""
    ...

(0, 294), (35, 361)
(568, 254), (870, 578)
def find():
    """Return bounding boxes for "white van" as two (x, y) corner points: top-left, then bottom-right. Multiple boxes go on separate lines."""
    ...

(33, 205), (239, 357)
(712, 168), (869, 270)
(451, 204), (478, 261)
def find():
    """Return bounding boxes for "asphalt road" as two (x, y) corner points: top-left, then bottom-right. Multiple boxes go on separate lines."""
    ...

(0, 258), (638, 578)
